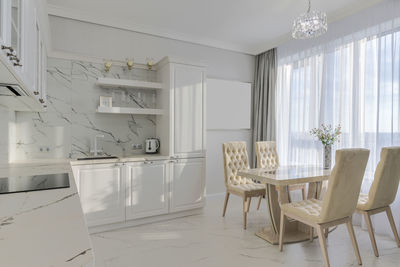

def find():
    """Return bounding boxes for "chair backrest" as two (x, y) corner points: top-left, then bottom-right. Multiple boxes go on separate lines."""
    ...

(319, 149), (370, 222)
(366, 147), (400, 210)
(222, 142), (250, 186)
(255, 141), (279, 169)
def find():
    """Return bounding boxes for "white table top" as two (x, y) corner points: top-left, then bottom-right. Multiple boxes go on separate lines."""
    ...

(238, 165), (330, 186)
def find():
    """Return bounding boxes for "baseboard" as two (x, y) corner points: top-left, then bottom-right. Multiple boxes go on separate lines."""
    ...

(88, 208), (204, 234)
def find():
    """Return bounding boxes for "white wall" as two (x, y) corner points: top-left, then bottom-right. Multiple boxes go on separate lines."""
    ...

(47, 15), (255, 196)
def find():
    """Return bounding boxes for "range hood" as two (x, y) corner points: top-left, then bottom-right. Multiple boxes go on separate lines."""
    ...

(0, 58), (44, 111)
(0, 83), (28, 96)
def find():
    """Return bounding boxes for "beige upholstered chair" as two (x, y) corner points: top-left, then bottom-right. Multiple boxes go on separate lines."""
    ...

(256, 141), (306, 200)
(356, 147), (400, 257)
(279, 149), (370, 267)
(222, 142), (266, 229)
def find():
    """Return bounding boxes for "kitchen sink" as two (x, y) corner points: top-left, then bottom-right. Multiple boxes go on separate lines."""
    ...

(76, 156), (119, 160)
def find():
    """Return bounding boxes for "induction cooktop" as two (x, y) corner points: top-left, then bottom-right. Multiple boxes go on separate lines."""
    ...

(0, 173), (70, 194)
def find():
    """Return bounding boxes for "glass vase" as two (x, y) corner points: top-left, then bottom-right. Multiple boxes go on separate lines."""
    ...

(323, 145), (332, 170)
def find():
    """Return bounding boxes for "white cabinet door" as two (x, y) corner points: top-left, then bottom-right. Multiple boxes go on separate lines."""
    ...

(173, 64), (205, 158)
(19, 0), (35, 92)
(170, 158), (205, 212)
(72, 163), (125, 227)
(126, 161), (168, 220)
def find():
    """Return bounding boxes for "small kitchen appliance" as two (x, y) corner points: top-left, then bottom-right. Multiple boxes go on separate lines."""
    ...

(145, 138), (160, 154)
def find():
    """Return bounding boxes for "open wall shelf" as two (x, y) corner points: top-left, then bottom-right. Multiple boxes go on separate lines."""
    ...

(96, 106), (164, 115)
(96, 78), (162, 90)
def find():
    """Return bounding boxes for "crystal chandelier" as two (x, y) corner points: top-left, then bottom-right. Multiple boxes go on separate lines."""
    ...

(292, 0), (327, 39)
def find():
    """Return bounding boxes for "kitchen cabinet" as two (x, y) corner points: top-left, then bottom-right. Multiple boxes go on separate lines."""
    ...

(170, 157), (205, 212)
(0, 0), (47, 111)
(72, 163), (126, 227)
(34, 18), (47, 105)
(125, 160), (169, 220)
(0, 0), (24, 78)
(173, 64), (206, 158)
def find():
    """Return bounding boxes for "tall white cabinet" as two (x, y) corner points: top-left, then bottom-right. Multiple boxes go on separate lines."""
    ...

(157, 58), (206, 213)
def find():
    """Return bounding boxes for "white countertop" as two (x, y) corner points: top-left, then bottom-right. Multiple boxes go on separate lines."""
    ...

(70, 154), (170, 165)
(4, 154), (170, 169)
(0, 161), (94, 267)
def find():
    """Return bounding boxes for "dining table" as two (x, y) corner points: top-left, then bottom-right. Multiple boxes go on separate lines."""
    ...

(238, 165), (331, 245)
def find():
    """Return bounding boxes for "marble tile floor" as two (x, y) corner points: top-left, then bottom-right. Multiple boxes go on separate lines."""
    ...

(91, 195), (400, 267)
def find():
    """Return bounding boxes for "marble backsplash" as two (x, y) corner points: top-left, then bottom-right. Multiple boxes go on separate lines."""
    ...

(15, 58), (158, 160)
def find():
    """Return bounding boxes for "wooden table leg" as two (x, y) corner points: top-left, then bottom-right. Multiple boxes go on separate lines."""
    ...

(256, 185), (307, 244)
(308, 181), (322, 199)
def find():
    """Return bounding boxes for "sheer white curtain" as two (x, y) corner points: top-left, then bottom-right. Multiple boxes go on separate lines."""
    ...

(276, 0), (400, 236)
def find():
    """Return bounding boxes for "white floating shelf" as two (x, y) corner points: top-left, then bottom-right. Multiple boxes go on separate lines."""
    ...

(97, 106), (164, 115)
(96, 78), (162, 90)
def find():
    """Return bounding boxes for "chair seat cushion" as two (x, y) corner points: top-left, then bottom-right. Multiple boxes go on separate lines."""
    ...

(228, 182), (265, 196)
(357, 193), (370, 210)
(281, 199), (322, 223)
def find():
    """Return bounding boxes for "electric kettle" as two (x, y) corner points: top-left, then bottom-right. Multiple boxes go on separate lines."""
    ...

(145, 138), (160, 154)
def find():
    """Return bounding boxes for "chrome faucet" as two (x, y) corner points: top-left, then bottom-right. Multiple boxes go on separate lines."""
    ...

(92, 134), (105, 156)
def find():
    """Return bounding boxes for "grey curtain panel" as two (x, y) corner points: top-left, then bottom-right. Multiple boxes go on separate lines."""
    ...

(251, 48), (277, 167)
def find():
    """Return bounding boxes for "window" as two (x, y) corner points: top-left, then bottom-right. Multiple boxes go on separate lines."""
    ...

(276, 26), (400, 183)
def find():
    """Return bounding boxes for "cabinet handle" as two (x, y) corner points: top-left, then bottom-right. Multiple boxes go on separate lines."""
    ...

(144, 161), (154, 164)
(39, 98), (44, 103)
(13, 62), (22, 67)
(33, 91), (39, 95)
(9, 56), (20, 62)
(1, 45), (14, 52)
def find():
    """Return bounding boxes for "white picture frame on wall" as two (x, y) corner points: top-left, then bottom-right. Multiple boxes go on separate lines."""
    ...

(206, 78), (251, 130)
(99, 96), (112, 108)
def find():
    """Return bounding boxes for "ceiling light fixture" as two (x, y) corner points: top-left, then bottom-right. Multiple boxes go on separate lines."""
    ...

(292, 0), (327, 39)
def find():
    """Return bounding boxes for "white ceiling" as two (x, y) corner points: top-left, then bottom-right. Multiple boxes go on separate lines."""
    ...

(46, 0), (384, 55)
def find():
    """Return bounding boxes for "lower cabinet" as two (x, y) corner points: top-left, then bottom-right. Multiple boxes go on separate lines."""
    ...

(72, 163), (126, 227)
(125, 161), (169, 220)
(170, 158), (205, 212)
(72, 158), (205, 228)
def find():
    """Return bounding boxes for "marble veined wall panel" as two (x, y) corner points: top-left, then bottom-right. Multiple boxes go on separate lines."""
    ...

(15, 58), (158, 160)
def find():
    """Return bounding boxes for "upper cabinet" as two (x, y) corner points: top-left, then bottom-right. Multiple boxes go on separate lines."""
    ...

(10, 0), (22, 68)
(173, 64), (206, 158)
(156, 58), (206, 159)
(0, 0), (24, 77)
(0, 0), (47, 111)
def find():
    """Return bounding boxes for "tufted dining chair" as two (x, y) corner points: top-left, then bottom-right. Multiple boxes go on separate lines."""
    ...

(256, 141), (306, 200)
(356, 147), (400, 257)
(279, 149), (370, 267)
(222, 142), (266, 229)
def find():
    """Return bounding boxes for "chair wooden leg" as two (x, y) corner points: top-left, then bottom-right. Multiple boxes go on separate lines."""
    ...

(247, 197), (252, 212)
(257, 195), (262, 210)
(243, 197), (247, 229)
(363, 211), (379, 257)
(222, 192), (230, 217)
(302, 186), (306, 200)
(317, 225), (330, 267)
(346, 218), (362, 265)
(386, 206), (400, 247)
(279, 211), (286, 252)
